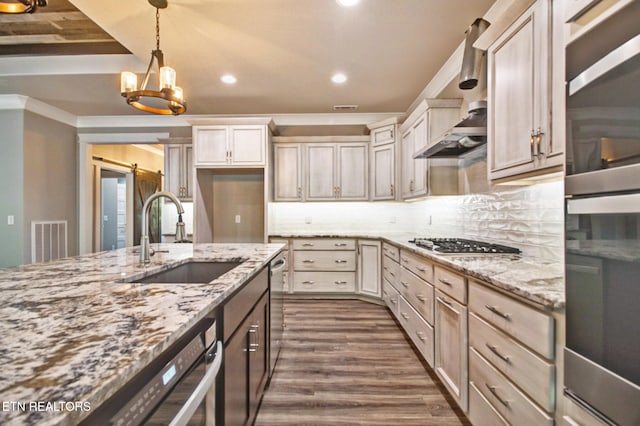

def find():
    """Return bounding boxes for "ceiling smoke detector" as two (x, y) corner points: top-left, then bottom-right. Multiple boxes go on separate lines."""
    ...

(333, 105), (359, 111)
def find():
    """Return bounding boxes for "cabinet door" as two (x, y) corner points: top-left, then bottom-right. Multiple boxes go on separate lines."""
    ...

(358, 239), (381, 298)
(164, 144), (182, 197)
(224, 320), (250, 426)
(401, 128), (414, 198)
(230, 125), (266, 166)
(411, 113), (428, 197)
(248, 293), (269, 425)
(194, 126), (229, 165)
(337, 143), (368, 200)
(488, 0), (550, 180)
(184, 145), (193, 199)
(371, 144), (395, 200)
(435, 289), (468, 412)
(274, 144), (302, 201)
(371, 124), (395, 146)
(305, 144), (336, 200)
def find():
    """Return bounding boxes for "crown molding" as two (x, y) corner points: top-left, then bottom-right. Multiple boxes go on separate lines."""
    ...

(0, 94), (77, 127)
(77, 132), (170, 144)
(0, 54), (146, 76)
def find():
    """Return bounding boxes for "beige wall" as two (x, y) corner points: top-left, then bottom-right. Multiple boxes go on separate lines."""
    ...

(92, 144), (164, 173)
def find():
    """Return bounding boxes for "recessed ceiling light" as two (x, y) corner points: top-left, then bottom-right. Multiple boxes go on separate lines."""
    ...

(221, 74), (237, 85)
(331, 73), (348, 84)
(336, 0), (360, 6)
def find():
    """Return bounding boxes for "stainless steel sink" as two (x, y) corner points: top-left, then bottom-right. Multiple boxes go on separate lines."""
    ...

(132, 261), (242, 284)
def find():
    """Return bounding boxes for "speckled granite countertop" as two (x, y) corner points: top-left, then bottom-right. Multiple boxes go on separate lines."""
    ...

(271, 233), (564, 310)
(0, 243), (283, 426)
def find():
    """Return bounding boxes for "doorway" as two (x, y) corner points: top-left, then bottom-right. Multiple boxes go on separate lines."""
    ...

(100, 170), (127, 251)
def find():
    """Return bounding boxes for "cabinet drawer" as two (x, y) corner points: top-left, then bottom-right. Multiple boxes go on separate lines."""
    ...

(470, 347), (554, 426)
(400, 250), (433, 283)
(382, 255), (401, 290)
(292, 272), (355, 292)
(468, 382), (509, 426)
(469, 281), (554, 359)
(399, 267), (434, 325)
(398, 296), (435, 367)
(382, 280), (400, 319)
(434, 265), (466, 304)
(293, 251), (356, 271)
(382, 242), (400, 262)
(292, 238), (355, 250)
(469, 312), (555, 412)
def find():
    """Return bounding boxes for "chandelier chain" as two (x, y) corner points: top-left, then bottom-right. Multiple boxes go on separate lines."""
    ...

(155, 8), (160, 51)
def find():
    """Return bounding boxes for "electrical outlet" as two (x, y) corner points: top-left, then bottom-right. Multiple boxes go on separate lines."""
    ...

(7, 215), (14, 225)
(304, 217), (312, 224)
(235, 215), (241, 224)
(389, 216), (396, 224)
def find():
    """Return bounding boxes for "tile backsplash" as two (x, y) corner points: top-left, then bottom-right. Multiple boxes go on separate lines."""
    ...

(269, 180), (564, 260)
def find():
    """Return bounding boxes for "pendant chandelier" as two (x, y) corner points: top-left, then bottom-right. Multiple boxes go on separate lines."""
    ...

(120, 0), (186, 115)
(0, 0), (46, 14)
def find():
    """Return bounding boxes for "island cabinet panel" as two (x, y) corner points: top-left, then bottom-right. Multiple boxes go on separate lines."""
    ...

(222, 268), (270, 426)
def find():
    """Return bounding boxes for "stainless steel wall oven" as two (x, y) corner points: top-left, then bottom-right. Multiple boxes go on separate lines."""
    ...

(564, 2), (640, 424)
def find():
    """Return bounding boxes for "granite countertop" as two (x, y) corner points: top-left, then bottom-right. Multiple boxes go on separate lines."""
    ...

(271, 233), (564, 309)
(0, 243), (283, 426)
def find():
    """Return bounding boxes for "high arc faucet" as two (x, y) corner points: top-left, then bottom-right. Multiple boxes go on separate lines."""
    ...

(140, 191), (184, 264)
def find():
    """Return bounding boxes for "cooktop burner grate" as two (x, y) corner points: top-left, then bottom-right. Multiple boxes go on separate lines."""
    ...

(409, 237), (521, 254)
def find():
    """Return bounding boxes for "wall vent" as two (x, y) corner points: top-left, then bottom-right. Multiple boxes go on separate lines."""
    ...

(333, 105), (359, 111)
(31, 220), (68, 263)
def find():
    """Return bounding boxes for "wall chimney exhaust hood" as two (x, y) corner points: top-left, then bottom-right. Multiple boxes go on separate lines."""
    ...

(414, 100), (487, 159)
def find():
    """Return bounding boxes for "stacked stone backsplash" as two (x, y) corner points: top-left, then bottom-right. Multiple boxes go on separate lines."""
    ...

(412, 180), (564, 260)
(268, 180), (564, 261)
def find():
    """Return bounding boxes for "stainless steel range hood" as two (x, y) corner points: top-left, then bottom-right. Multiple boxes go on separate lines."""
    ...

(413, 100), (487, 159)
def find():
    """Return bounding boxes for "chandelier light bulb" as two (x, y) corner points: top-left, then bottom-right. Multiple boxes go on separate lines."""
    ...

(120, 72), (138, 93)
(160, 66), (176, 89)
(173, 86), (184, 102)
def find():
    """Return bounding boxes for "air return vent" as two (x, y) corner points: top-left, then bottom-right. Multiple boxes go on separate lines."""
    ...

(31, 220), (68, 263)
(333, 105), (359, 111)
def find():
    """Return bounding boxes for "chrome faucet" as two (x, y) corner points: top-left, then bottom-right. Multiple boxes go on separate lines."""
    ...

(140, 191), (185, 264)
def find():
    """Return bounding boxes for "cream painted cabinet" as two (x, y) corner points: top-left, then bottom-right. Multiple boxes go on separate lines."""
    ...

(357, 239), (381, 298)
(487, 0), (562, 181)
(164, 143), (193, 200)
(371, 143), (396, 200)
(291, 238), (357, 293)
(193, 124), (266, 167)
(434, 265), (468, 413)
(400, 100), (461, 199)
(305, 143), (368, 201)
(273, 143), (302, 201)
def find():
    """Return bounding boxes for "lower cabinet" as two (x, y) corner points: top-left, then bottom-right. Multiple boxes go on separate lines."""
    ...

(357, 239), (381, 298)
(223, 269), (269, 426)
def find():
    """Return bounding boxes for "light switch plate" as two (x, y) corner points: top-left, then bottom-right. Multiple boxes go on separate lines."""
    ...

(7, 215), (14, 225)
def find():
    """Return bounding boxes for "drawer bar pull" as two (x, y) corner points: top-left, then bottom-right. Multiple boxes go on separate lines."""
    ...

(334, 281), (348, 285)
(335, 260), (348, 263)
(402, 258), (409, 263)
(439, 278), (453, 286)
(401, 281), (409, 288)
(415, 331), (427, 342)
(302, 259), (315, 263)
(486, 343), (511, 364)
(416, 266), (427, 272)
(390, 297), (397, 304)
(302, 243), (314, 247)
(485, 383), (510, 407)
(416, 294), (426, 302)
(334, 243), (347, 247)
(485, 304), (511, 320)
(302, 280), (315, 284)
(401, 313), (410, 320)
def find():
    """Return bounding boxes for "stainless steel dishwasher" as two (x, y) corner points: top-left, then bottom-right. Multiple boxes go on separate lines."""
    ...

(269, 252), (286, 377)
(81, 311), (222, 426)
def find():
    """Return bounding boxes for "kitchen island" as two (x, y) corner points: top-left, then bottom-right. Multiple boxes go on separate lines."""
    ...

(0, 243), (283, 426)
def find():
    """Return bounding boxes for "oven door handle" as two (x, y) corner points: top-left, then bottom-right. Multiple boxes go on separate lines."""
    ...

(169, 340), (223, 426)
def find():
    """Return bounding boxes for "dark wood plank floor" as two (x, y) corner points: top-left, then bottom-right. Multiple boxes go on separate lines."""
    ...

(255, 298), (470, 426)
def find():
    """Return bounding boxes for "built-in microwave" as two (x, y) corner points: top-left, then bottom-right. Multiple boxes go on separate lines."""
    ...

(564, 2), (640, 425)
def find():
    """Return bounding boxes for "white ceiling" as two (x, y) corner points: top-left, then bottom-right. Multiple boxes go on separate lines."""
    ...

(0, 0), (495, 117)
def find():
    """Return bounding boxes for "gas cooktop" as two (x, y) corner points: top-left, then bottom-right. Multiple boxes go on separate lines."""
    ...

(409, 238), (521, 254)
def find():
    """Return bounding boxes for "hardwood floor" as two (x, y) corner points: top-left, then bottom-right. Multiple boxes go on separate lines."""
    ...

(255, 298), (470, 426)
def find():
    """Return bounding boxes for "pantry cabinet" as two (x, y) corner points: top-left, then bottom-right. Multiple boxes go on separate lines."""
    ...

(164, 143), (193, 200)
(487, 0), (563, 181)
(193, 121), (272, 167)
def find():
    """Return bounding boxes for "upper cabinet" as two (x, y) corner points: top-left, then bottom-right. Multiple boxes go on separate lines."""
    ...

(164, 142), (193, 201)
(400, 99), (461, 199)
(273, 143), (303, 201)
(368, 118), (399, 201)
(487, 0), (563, 182)
(191, 118), (274, 167)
